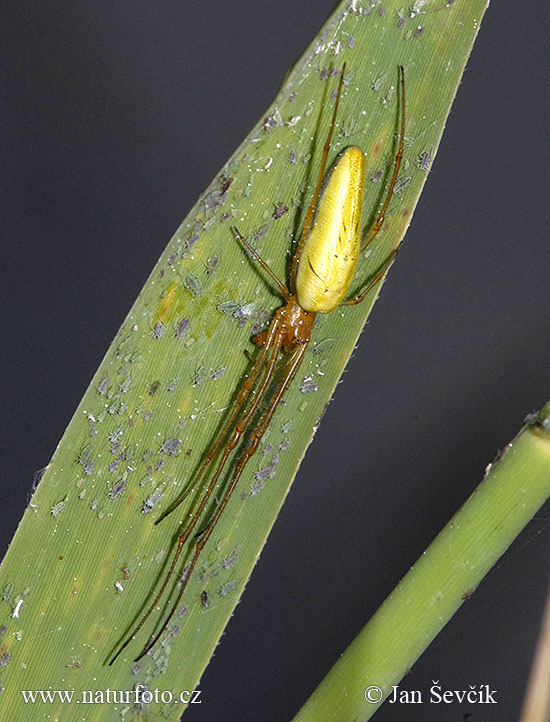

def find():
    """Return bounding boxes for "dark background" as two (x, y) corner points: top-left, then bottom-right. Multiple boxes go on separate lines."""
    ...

(1, 2), (549, 721)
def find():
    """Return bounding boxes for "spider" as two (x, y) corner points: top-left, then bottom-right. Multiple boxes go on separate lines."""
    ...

(110, 62), (406, 665)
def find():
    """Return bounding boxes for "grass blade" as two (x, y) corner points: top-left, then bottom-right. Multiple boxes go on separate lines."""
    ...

(292, 403), (550, 722)
(0, 1), (489, 719)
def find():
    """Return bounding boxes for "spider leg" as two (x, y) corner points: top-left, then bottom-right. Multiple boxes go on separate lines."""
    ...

(291, 65), (347, 291)
(135, 341), (308, 662)
(109, 318), (284, 664)
(108, 532), (188, 665)
(158, 327), (284, 554)
(340, 248), (398, 307)
(155, 313), (282, 526)
(360, 65), (406, 253)
(232, 226), (290, 300)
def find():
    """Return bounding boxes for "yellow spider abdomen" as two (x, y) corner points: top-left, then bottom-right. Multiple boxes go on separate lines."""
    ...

(296, 146), (365, 313)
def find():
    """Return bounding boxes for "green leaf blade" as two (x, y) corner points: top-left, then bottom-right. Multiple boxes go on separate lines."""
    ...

(0, 1), (489, 719)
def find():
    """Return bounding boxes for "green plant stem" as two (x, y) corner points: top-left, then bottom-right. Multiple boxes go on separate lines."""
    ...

(0, 2), (490, 718)
(292, 404), (550, 722)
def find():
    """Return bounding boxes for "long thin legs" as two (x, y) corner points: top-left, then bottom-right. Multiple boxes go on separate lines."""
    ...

(154, 314), (282, 526)
(134, 342), (308, 662)
(361, 66), (406, 253)
(232, 226), (290, 300)
(110, 314), (286, 664)
(341, 66), (406, 308)
(340, 249), (398, 306)
(291, 64), (347, 291)
(110, 63), (407, 666)
(108, 530), (188, 665)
